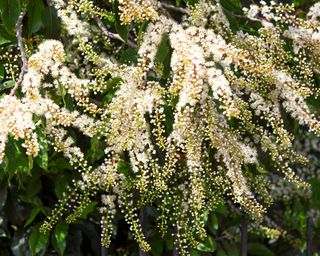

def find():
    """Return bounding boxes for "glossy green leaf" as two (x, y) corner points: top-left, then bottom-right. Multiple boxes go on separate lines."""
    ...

(114, 3), (128, 43)
(156, 33), (170, 63)
(248, 243), (275, 256)
(120, 48), (138, 65)
(0, 25), (16, 42)
(42, 6), (61, 39)
(79, 201), (97, 219)
(52, 221), (69, 256)
(29, 225), (49, 256)
(210, 213), (219, 231)
(4, 138), (31, 178)
(190, 250), (201, 256)
(27, 0), (45, 33)
(0, 80), (15, 92)
(55, 174), (69, 199)
(196, 236), (216, 253)
(151, 238), (163, 256)
(0, 0), (21, 31)
(35, 127), (48, 171)
(0, 36), (10, 45)
(0, 180), (7, 211)
(0, 63), (4, 82)
(24, 207), (41, 228)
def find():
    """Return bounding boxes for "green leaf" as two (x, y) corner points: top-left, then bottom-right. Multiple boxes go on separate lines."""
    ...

(196, 236), (216, 253)
(248, 243), (275, 256)
(190, 250), (201, 256)
(4, 138), (31, 178)
(87, 136), (105, 163)
(79, 201), (97, 219)
(55, 174), (69, 199)
(183, 0), (197, 5)
(220, 0), (242, 12)
(117, 161), (132, 177)
(156, 33), (170, 63)
(151, 238), (163, 256)
(24, 207), (41, 228)
(0, 25), (16, 42)
(115, 20), (128, 43)
(210, 213), (219, 231)
(42, 6), (61, 39)
(52, 221), (68, 256)
(27, 0), (45, 33)
(0, 0), (21, 31)
(35, 127), (48, 171)
(0, 63), (4, 82)
(29, 225), (49, 256)
(0, 179), (7, 211)
(114, 2), (128, 42)
(0, 80), (15, 91)
(310, 178), (320, 208)
(119, 48), (138, 65)
(26, 175), (42, 199)
(0, 36), (10, 45)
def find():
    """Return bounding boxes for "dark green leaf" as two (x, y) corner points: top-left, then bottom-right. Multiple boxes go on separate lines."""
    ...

(156, 33), (170, 63)
(0, 63), (4, 82)
(42, 6), (61, 39)
(27, 0), (45, 33)
(0, 80), (15, 92)
(248, 243), (275, 256)
(55, 174), (69, 199)
(196, 236), (216, 252)
(0, 180), (7, 211)
(0, 0), (21, 31)
(190, 250), (201, 256)
(52, 157), (73, 171)
(119, 48), (138, 65)
(310, 178), (320, 208)
(210, 213), (219, 231)
(35, 127), (48, 171)
(150, 238), (163, 256)
(0, 36), (10, 45)
(114, 2), (128, 42)
(24, 207), (41, 228)
(0, 25), (16, 42)
(117, 161), (132, 177)
(4, 138), (30, 178)
(29, 225), (49, 256)
(52, 221), (68, 256)
(79, 201), (97, 219)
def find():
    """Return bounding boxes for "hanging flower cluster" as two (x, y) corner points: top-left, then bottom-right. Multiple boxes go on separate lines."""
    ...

(1, 0), (320, 254)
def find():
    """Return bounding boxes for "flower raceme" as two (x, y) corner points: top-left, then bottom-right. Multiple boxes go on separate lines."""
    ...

(0, 0), (320, 254)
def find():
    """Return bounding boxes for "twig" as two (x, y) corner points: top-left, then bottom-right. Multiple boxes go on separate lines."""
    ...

(101, 247), (108, 256)
(307, 216), (313, 256)
(172, 226), (179, 256)
(158, 4), (173, 19)
(241, 214), (248, 256)
(94, 16), (137, 48)
(160, 3), (187, 14)
(10, 12), (27, 96)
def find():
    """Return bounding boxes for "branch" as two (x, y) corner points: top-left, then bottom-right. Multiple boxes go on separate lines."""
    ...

(94, 16), (137, 48)
(10, 12), (28, 96)
(159, 3), (187, 14)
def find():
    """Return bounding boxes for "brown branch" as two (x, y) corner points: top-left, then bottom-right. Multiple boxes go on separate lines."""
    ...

(94, 16), (137, 48)
(159, 3), (187, 14)
(10, 11), (27, 96)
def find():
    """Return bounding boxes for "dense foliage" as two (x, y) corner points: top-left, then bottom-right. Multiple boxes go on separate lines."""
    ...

(0, 0), (320, 255)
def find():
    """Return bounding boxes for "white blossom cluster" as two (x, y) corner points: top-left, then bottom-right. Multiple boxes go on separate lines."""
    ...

(1, 0), (320, 255)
